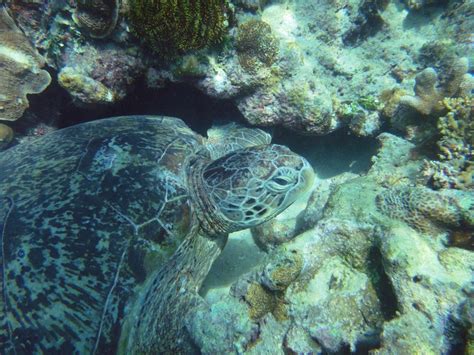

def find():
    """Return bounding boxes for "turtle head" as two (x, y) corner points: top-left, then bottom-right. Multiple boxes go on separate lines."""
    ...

(192, 144), (314, 235)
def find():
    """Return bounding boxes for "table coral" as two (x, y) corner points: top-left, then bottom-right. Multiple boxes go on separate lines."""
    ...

(0, 8), (51, 121)
(73, 0), (120, 39)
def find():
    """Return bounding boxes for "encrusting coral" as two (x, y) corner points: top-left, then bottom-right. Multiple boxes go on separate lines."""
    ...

(399, 57), (472, 116)
(73, 0), (120, 39)
(0, 7), (51, 121)
(127, 0), (228, 57)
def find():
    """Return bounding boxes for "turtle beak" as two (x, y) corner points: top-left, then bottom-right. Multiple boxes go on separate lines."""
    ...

(299, 159), (315, 194)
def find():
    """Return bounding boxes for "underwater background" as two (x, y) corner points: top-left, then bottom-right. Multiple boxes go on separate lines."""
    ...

(0, 0), (473, 353)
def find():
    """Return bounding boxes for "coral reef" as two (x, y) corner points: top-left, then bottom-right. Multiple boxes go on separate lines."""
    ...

(0, 123), (13, 150)
(127, 0), (228, 57)
(0, 7), (51, 121)
(235, 19), (279, 74)
(73, 0), (120, 38)
(1, 1), (472, 352)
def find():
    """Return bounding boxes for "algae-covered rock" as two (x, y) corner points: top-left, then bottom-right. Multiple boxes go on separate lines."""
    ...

(0, 8), (51, 121)
(289, 257), (383, 352)
(373, 312), (443, 354)
(377, 225), (474, 353)
(58, 67), (115, 106)
(186, 297), (256, 353)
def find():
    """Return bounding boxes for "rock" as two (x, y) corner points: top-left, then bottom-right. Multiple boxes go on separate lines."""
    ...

(289, 256), (383, 352)
(186, 297), (256, 354)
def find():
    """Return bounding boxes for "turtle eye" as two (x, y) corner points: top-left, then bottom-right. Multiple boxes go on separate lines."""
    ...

(272, 176), (292, 186)
(266, 174), (294, 192)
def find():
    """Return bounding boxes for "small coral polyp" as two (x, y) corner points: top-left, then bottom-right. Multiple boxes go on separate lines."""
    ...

(127, 0), (228, 57)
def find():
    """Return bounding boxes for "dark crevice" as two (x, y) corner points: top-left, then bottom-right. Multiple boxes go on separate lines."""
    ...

(57, 79), (246, 137)
(18, 73), (377, 179)
(445, 313), (468, 355)
(343, 0), (389, 46)
(367, 246), (399, 321)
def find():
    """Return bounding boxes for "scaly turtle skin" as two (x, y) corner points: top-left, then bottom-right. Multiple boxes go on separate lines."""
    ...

(0, 115), (314, 353)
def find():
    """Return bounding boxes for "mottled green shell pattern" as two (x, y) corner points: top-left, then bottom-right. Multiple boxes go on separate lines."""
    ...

(0, 116), (203, 353)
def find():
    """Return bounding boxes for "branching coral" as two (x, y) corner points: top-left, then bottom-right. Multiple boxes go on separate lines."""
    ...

(73, 0), (120, 39)
(236, 19), (279, 73)
(127, 0), (228, 57)
(0, 7), (51, 121)
(399, 57), (472, 116)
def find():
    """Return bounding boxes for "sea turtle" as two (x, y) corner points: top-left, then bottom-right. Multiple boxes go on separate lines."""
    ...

(0, 115), (314, 353)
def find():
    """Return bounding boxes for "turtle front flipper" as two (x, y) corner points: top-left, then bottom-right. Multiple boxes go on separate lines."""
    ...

(205, 123), (271, 159)
(120, 230), (227, 354)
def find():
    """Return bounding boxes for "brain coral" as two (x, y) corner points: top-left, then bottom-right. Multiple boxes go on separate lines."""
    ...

(73, 0), (120, 38)
(236, 19), (279, 73)
(127, 0), (228, 57)
(0, 8), (51, 121)
(375, 186), (470, 233)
